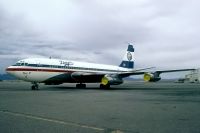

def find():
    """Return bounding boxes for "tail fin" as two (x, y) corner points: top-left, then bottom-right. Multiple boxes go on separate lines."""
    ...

(119, 44), (134, 69)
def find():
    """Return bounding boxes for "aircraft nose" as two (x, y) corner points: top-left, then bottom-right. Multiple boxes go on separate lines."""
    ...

(6, 66), (12, 74)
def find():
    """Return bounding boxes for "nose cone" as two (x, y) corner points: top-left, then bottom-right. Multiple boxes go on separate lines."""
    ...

(6, 66), (13, 75)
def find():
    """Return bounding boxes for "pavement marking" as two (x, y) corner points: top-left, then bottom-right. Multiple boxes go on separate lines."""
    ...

(0, 110), (104, 131)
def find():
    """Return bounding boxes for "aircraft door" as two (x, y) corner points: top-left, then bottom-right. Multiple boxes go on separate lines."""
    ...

(36, 60), (41, 71)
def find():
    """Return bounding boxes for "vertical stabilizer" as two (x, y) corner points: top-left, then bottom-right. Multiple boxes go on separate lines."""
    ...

(119, 44), (134, 69)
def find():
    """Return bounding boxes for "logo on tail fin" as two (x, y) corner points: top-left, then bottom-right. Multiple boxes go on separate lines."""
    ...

(119, 44), (134, 69)
(127, 52), (132, 61)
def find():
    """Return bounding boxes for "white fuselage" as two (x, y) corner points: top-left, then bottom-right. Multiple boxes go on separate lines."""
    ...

(6, 58), (132, 83)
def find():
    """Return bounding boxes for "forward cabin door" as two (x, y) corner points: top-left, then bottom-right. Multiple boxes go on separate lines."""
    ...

(36, 60), (41, 72)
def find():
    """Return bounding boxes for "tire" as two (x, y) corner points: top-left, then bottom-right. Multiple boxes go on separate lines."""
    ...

(100, 84), (104, 89)
(31, 84), (39, 90)
(31, 85), (36, 90)
(100, 84), (110, 89)
(82, 84), (86, 88)
(76, 84), (86, 88)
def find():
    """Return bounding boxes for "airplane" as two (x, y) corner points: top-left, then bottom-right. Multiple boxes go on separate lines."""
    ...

(6, 44), (194, 90)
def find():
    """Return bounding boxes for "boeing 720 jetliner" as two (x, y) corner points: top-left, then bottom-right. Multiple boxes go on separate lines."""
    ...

(6, 44), (194, 90)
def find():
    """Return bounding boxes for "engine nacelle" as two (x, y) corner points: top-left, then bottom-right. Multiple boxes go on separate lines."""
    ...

(101, 74), (123, 85)
(144, 73), (161, 82)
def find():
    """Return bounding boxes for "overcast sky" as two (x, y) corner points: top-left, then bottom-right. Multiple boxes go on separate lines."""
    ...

(0, 0), (200, 78)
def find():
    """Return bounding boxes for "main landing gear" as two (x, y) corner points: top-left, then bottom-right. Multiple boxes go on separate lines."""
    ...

(75, 83), (111, 89)
(31, 82), (39, 90)
(76, 83), (86, 88)
(100, 84), (110, 89)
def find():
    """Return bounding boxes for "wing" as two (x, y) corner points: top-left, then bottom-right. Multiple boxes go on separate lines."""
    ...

(71, 68), (195, 79)
(70, 67), (154, 81)
(70, 68), (194, 83)
(119, 68), (195, 78)
(155, 69), (195, 74)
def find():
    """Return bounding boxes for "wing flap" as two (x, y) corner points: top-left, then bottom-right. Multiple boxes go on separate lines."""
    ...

(155, 69), (195, 74)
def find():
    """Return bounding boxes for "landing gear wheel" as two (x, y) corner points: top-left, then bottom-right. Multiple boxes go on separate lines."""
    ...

(31, 83), (39, 90)
(100, 84), (104, 89)
(31, 85), (35, 90)
(100, 84), (110, 89)
(76, 84), (86, 88)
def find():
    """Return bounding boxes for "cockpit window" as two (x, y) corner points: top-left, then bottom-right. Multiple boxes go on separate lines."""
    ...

(13, 63), (21, 66)
(13, 62), (28, 66)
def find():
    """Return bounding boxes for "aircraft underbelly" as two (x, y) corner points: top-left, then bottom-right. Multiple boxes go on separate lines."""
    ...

(44, 73), (103, 83)
(13, 70), (103, 83)
(13, 71), (70, 82)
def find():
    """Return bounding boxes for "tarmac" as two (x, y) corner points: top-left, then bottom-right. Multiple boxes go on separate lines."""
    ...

(0, 80), (200, 133)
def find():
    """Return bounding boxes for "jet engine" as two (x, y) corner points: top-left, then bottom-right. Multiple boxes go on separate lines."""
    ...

(143, 72), (161, 82)
(101, 74), (123, 85)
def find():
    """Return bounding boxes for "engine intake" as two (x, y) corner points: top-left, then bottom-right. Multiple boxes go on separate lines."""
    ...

(144, 72), (161, 82)
(101, 74), (123, 85)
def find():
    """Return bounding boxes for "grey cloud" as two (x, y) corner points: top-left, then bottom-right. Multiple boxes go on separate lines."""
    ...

(0, 0), (200, 78)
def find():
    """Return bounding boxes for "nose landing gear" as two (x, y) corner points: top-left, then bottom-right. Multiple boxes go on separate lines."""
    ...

(31, 82), (39, 90)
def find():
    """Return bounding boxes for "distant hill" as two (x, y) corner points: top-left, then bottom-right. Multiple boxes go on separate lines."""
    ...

(0, 74), (16, 80)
